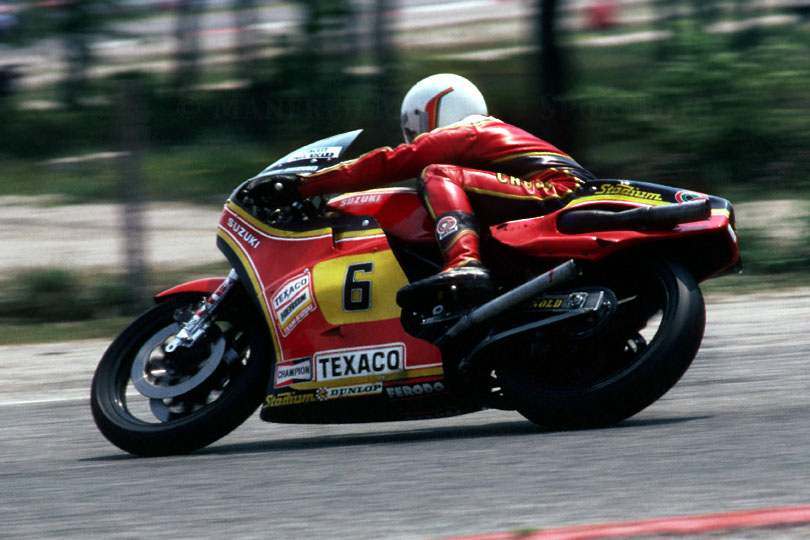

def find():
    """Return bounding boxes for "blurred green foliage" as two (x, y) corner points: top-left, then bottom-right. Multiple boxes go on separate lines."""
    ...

(3, 10), (809, 195)
(0, 268), (124, 322)
(738, 228), (810, 274)
(0, 106), (111, 157)
(570, 23), (810, 192)
(0, 262), (231, 325)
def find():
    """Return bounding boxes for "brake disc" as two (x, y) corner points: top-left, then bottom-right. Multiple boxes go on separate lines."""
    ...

(131, 323), (226, 400)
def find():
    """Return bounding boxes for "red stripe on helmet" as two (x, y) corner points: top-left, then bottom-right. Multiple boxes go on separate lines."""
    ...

(425, 87), (454, 131)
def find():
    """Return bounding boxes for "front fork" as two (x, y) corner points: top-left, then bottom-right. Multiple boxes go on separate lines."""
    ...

(164, 269), (239, 353)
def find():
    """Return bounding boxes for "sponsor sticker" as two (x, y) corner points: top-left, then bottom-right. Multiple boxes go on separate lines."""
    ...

(385, 380), (446, 399)
(594, 183), (663, 202)
(675, 190), (709, 204)
(262, 391), (317, 408)
(315, 382), (384, 401)
(530, 297), (565, 309)
(272, 272), (316, 337)
(226, 217), (262, 249)
(274, 357), (313, 388)
(270, 165), (319, 174)
(337, 194), (383, 208)
(436, 216), (459, 240)
(286, 146), (342, 163)
(314, 343), (405, 381)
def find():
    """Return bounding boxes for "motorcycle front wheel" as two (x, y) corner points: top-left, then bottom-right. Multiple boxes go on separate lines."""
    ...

(496, 258), (705, 430)
(91, 291), (271, 456)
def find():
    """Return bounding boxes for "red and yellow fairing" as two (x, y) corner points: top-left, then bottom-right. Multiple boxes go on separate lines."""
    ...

(215, 200), (443, 389)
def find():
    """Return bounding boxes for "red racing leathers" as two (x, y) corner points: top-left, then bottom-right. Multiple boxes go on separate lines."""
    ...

(300, 116), (594, 272)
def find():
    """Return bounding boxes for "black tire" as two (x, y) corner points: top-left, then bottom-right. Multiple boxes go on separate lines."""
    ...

(498, 258), (705, 429)
(90, 292), (272, 456)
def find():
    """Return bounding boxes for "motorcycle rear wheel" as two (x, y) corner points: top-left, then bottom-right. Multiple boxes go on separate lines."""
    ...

(497, 258), (705, 429)
(91, 292), (271, 456)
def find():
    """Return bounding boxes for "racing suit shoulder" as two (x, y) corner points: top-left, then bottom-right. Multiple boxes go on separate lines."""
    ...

(297, 116), (582, 197)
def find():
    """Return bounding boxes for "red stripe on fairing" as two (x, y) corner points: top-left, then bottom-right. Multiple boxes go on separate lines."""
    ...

(439, 505), (810, 540)
(425, 87), (455, 131)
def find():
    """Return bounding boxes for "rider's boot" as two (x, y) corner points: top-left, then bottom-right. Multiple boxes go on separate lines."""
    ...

(397, 211), (494, 312)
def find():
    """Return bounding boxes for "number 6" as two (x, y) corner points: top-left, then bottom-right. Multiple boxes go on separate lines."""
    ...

(343, 262), (374, 311)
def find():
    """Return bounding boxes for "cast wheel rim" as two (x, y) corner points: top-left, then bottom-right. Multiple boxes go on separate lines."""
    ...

(130, 323), (226, 400)
(111, 307), (251, 425)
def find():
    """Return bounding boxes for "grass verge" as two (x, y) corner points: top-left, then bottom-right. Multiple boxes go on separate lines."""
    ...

(0, 262), (232, 345)
(0, 318), (134, 346)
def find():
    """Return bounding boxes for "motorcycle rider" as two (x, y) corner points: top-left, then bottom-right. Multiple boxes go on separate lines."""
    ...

(295, 73), (594, 308)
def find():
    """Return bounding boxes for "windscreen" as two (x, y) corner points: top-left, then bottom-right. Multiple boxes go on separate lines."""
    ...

(255, 129), (363, 177)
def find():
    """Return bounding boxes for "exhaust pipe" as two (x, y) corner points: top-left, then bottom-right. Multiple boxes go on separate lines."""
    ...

(435, 259), (581, 349)
(557, 199), (711, 234)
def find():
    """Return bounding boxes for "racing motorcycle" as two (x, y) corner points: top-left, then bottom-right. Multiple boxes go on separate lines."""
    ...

(91, 130), (740, 456)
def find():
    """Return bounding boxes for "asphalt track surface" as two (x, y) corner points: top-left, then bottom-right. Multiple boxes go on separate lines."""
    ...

(1, 287), (810, 540)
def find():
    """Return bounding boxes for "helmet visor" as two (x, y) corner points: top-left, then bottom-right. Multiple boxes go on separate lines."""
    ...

(402, 126), (418, 144)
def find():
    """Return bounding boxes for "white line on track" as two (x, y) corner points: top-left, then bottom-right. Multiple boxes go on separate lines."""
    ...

(0, 396), (88, 407)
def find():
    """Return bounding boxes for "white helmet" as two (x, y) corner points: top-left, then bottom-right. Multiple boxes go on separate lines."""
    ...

(400, 73), (488, 143)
